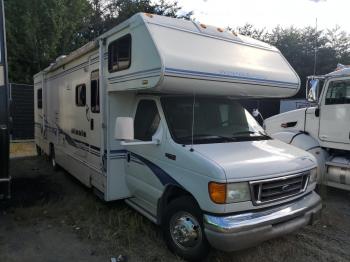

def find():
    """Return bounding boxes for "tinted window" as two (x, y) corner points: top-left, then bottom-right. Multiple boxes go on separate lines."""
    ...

(91, 71), (100, 113)
(108, 34), (131, 73)
(325, 80), (350, 105)
(134, 100), (160, 141)
(37, 89), (42, 109)
(75, 84), (86, 107)
(161, 97), (267, 144)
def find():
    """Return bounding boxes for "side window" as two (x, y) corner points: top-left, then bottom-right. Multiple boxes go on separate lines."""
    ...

(325, 80), (350, 105)
(108, 34), (131, 73)
(37, 88), (42, 109)
(134, 100), (160, 141)
(91, 71), (100, 113)
(75, 84), (86, 107)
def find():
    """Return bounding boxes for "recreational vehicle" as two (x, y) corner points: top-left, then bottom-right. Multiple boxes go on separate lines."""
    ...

(34, 13), (322, 260)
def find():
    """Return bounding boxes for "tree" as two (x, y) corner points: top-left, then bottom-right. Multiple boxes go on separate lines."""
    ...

(5, 0), (189, 84)
(5, 0), (92, 83)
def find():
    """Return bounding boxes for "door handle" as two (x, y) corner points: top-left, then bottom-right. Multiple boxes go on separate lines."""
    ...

(320, 135), (328, 139)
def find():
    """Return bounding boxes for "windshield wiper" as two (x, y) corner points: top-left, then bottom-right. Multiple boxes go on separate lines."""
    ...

(179, 134), (237, 142)
(232, 130), (270, 138)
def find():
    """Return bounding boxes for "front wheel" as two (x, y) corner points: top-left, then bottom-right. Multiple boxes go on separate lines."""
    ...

(162, 196), (210, 261)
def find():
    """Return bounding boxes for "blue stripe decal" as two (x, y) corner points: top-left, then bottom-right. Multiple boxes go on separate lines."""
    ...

(35, 122), (101, 157)
(109, 74), (160, 84)
(108, 67), (161, 81)
(108, 149), (181, 187)
(165, 67), (298, 87)
(130, 152), (181, 187)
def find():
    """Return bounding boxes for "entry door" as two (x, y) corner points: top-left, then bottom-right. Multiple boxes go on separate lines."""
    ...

(124, 99), (163, 215)
(319, 78), (350, 144)
(87, 70), (102, 169)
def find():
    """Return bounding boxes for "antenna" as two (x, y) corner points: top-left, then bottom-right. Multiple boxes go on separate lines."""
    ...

(313, 18), (318, 76)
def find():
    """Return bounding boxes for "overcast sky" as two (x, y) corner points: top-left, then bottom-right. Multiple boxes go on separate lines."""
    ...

(176, 0), (350, 32)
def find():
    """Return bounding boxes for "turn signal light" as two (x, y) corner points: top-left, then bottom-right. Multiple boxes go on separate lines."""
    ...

(208, 182), (226, 204)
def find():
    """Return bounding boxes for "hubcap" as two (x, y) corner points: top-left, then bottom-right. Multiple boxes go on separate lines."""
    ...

(169, 211), (202, 250)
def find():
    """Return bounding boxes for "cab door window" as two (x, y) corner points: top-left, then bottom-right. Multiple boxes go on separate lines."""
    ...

(325, 80), (350, 105)
(134, 100), (160, 141)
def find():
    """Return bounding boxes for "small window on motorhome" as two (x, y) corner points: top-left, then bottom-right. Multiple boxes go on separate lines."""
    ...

(37, 89), (42, 109)
(325, 80), (350, 105)
(91, 78), (100, 113)
(108, 34), (131, 73)
(134, 100), (160, 141)
(75, 84), (86, 107)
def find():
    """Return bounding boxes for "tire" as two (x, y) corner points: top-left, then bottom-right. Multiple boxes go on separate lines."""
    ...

(162, 196), (210, 261)
(49, 145), (59, 171)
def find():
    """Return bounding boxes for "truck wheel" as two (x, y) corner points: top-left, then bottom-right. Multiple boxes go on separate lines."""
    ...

(49, 145), (59, 171)
(162, 196), (210, 261)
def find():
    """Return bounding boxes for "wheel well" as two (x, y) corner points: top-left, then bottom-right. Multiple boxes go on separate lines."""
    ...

(157, 185), (198, 225)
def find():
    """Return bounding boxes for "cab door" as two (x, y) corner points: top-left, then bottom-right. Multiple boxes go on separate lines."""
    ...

(124, 99), (164, 215)
(87, 70), (101, 169)
(319, 78), (350, 144)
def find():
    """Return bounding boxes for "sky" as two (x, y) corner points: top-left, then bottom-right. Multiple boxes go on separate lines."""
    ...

(176, 0), (350, 32)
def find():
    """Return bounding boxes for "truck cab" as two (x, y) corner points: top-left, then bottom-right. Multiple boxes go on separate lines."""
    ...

(265, 65), (350, 191)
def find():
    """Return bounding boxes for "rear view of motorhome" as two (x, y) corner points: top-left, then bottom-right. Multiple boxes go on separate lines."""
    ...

(34, 13), (321, 260)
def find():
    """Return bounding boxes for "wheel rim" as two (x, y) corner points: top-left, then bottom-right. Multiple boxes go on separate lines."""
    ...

(169, 211), (202, 251)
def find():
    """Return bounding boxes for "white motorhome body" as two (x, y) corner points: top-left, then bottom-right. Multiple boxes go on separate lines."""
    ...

(34, 13), (321, 260)
(265, 65), (350, 191)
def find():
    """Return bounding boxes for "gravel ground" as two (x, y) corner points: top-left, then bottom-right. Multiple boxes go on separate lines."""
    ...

(0, 155), (350, 262)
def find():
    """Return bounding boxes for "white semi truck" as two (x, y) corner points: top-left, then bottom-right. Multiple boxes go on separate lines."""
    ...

(34, 13), (321, 261)
(265, 65), (350, 191)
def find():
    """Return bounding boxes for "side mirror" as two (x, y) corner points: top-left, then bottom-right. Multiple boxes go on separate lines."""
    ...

(307, 79), (319, 103)
(252, 109), (260, 118)
(114, 117), (134, 140)
(114, 117), (160, 146)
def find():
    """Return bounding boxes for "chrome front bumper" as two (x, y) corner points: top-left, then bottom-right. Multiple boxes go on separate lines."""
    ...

(203, 191), (322, 252)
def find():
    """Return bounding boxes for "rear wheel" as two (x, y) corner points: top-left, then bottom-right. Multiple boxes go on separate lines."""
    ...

(162, 196), (210, 261)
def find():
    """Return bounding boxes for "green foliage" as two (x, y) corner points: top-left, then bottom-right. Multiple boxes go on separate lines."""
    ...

(5, 0), (186, 83)
(5, 0), (92, 83)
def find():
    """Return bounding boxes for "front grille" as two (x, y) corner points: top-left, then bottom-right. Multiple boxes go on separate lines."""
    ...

(250, 172), (310, 205)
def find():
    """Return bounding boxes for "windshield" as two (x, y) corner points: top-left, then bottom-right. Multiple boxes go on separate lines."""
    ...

(161, 97), (269, 144)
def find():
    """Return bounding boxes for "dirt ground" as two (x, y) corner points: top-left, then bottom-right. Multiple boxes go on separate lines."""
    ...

(1, 153), (350, 262)
(9, 142), (36, 158)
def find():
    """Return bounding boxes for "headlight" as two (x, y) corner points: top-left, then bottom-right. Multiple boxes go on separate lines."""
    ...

(208, 182), (251, 204)
(309, 167), (318, 184)
(226, 182), (251, 203)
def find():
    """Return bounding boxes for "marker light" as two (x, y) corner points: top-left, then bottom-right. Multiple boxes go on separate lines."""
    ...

(208, 182), (226, 204)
